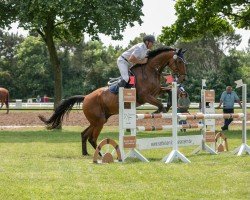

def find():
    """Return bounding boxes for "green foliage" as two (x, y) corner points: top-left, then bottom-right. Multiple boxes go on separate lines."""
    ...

(59, 39), (122, 96)
(159, 0), (249, 45)
(3, 0), (144, 42)
(0, 30), (24, 92)
(174, 34), (243, 101)
(0, 0), (144, 106)
(15, 36), (54, 98)
(229, 48), (250, 99)
(0, 29), (248, 102)
(81, 40), (122, 94)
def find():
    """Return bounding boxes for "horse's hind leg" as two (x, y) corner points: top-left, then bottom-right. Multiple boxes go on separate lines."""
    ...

(81, 123), (105, 156)
(88, 124), (104, 156)
(81, 126), (92, 156)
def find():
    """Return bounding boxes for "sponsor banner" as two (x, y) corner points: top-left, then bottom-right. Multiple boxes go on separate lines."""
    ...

(137, 135), (202, 150)
(123, 136), (136, 148)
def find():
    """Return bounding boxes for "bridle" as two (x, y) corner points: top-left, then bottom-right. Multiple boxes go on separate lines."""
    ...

(147, 49), (187, 81)
(167, 51), (187, 80)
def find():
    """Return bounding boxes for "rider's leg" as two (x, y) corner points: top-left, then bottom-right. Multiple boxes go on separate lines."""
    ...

(117, 58), (129, 87)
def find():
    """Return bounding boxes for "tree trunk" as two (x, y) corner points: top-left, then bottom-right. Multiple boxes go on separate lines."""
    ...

(46, 34), (62, 109)
(43, 18), (62, 109)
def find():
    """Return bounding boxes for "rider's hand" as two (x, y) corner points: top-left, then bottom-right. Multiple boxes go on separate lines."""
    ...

(140, 58), (148, 64)
(137, 58), (147, 64)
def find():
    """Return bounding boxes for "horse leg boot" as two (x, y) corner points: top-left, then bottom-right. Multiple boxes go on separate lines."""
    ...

(88, 124), (105, 156)
(154, 105), (167, 113)
(165, 89), (172, 113)
(144, 95), (167, 113)
(88, 134), (103, 157)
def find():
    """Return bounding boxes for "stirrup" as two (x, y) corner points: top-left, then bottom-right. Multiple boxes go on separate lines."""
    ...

(108, 77), (121, 86)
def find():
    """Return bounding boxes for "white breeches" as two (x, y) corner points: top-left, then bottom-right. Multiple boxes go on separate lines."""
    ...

(117, 57), (130, 82)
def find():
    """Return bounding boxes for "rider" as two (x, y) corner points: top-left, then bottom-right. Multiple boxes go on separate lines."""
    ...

(116, 35), (155, 88)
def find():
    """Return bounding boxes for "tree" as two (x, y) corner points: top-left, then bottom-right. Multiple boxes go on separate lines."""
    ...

(230, 48), (250, 99)
(171, 34), (243, 101)
(60, 39), (123, 97)
(0, 30), (24, 93)
(81, 40), (122, 94)
(1, 0), (144, 107)
(15, 36), (53, 99)
(159, 0), (249, 45)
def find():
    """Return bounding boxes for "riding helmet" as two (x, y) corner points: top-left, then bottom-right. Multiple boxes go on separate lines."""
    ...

(143, 35), (156, 43)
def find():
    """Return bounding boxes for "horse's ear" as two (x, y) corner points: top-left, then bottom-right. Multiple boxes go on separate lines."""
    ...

(177, 48), (182, 54)
(182, 49), (187, 54)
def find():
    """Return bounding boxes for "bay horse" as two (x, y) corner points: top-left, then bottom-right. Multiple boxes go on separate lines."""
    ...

(39, 47), (187, 156)
(0, 87), (10, 114)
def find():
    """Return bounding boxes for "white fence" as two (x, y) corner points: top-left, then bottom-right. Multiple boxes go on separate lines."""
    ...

(138, 103), (248, 109)
(7, 101), (249, 109)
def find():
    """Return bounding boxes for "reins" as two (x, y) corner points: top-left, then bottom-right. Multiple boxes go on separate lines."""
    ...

(133, 49), (187, 81)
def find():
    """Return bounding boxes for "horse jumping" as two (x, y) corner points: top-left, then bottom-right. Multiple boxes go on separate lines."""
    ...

(39, 47), (187, 156)
(0, 87), (9, 114)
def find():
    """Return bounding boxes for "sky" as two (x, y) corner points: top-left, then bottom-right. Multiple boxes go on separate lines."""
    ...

(98, 0), (177, 47)
(9, 0), (249, 50)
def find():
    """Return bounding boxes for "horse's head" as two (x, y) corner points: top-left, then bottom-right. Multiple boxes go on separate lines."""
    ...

(146, 47), (187, 83)
(168, 48), (187, 83)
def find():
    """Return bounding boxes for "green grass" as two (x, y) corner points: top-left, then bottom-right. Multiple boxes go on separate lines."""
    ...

(0, 127), (249, 200)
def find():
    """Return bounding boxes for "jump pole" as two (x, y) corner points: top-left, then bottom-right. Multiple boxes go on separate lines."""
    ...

(233, 81), (250, 155)
(162, 81), (191, 163)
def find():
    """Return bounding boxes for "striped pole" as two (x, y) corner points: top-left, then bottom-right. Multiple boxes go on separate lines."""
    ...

(136, 113), (191, 119)
(136, 123), (204, 131)
(178, 113), (244, 120)
(136, 113), (173, 119)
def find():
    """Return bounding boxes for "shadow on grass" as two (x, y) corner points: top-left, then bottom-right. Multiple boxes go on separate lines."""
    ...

(0, 130), (119, 143)
(0, 129), (246, 148)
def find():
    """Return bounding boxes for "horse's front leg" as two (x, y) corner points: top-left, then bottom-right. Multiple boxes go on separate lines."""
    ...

(143, 95), (167, 113)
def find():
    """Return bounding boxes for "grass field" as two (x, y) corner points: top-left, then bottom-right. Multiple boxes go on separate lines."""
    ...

(0, 126), (249, 200)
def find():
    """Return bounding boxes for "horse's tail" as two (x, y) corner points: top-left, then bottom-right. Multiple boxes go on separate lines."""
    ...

(38, 95), (85, 129)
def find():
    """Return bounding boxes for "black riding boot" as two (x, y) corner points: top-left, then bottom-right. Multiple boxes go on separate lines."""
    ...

(110, 79), (128, 94)
(117, 79), (127, 88)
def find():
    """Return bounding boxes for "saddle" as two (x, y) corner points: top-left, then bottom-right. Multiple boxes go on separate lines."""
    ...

(108, 71), (135, 94)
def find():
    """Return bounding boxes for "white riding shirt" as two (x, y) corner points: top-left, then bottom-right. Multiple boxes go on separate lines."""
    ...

(117, 43), (148, 82)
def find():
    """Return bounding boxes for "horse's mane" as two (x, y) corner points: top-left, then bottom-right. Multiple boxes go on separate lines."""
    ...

(147, 46), (175, 58)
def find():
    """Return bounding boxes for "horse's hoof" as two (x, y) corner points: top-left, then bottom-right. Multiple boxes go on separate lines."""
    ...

(82, 153), (90, 156)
